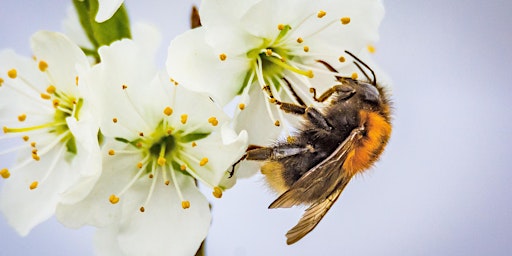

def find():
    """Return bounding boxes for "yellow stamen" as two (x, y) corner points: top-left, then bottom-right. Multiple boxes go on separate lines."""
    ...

(137, 162), (143, 169)
(265, 49), (273, 56)
(157, 157), (166, 166)
(52, 99), (60, 108)
(40, 93), (51, 100)
(208, 116), (219, 126)
(351, 72), (358, 80)
(296, 37), (304, 44)
(191, 142), (197, 147)
(180, 164), (187, 171)
(265, 56), (314, 78)
(32, 154), (40, 161)
(46, 85), (56, 94)
(341, 17), (351, 25)
(18, 114), (27, 122)
(165, 180), (170, 186)
(1, 169), (10, 179)
(7, 69), (17, 79)
(163, 106), (173, 116)
(181, 114), (188, 124)
(277, 24), (285, 30)
(166, 128), (173, 134)
(30, 142), (36, 147)
(238, 103), (245, 110)
(112, 118), (118, 123)
(339, 56), (346, 62)
(274, 120), (280, 126)
(22, 136), (29, 141)
(29, 181), (38, 190)
(149, 174), (154, 179)
(367, 45), (376, 53)
(139, 207), (145, 212)
(0, 77), (4, 86)
(122, 84), (128, 90)
(32, 149), (37, 154)
(38, 60), (48, 72)
(212, 187), (223, 198)
(303, 46), (310, 52)
(317, 10), (326, 18)
(199, 157), (208, 166)
(109, 194), (120, 204)
(75, 76), (79, 86)
(219, 53), (227, 61)
(139, 132), (144, 137)
(181, 200), (190, 209)
(108, 149), (115, 156)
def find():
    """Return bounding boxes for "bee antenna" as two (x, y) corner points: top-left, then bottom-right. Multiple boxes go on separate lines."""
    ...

(344, 50), (377, 86)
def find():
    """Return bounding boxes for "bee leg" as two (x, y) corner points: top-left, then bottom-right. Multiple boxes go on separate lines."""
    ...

(230, 145), (267, 178)
(310, 84), (356, 102)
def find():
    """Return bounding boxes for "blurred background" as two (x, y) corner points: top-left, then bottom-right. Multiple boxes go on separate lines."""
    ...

(1, 0), (511, 255)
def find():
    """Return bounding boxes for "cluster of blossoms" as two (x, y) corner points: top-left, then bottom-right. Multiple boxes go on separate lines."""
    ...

(0, 0), (384, 255)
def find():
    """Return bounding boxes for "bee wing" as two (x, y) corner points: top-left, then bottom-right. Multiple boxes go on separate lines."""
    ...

(285, 179), (350, 245)
(269, 126), (364, 209)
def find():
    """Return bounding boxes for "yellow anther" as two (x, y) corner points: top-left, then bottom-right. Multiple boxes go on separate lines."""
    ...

(0, 77), (4, 86)
(139, 207), (145, 212)
(22, 136), (29, 141)
(45, 86), (56, 95)
(191, 142), (197, 147)
(108, 149), (115, 156)
(180, 164), (187, 171)
(2, 126), (7, 134)
(38, 60), (48, 72)
(219, 53), (227, 61)
(32, 154), (40, 161)
(317, 10), (326, 18)
(32, 149), (37, 154)
(30, 142), (36, 147)
(339, 56), (346, 62)
(306, 70), (314, 78)
(139, 132), (144, 137)
(157, 157), (167, 166)
(18, 114), (27, 122)
(165, 180), (170, 186)
(238, 103), (246, 110)
(1, 169), (10, 179)
(341, 17), (351, 25)
(212, 187), (223, 198)
(277, 24), (285, 30)
(274, 120), (281, 126)
(163, 106), (173, 116)
(137, 162), (143, 169)
(181, 200), (191, 209)
(122, 84), (128, 90)
(29, 181), (38, 190)
(75, 76), (79, 86)
(52, 99), (60, 108)
(112, 118), (118, 123)
(166, 128), (173, 134)
(208, 117), (219, 126)
(296, 37), (304, 44)
(181, 114), (188, 124)
(40, 93), (51, 100)
(265, 49), (273, 56)
(7, 69), (17, 79)
(303, 46), (310, 52)
(367, 45), (376, 53)
(170, 78), (179, 86)
(109, 194), (120, 204)
(149, 174), (154, 179)
(199, 157), (209, 166)
(351, 72), (359, 80)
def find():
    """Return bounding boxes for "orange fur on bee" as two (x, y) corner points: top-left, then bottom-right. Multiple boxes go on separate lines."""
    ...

(343, 110), (392, 177)
(261, 161), (288, 194)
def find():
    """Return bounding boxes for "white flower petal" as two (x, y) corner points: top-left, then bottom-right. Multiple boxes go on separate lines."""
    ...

(94, 225), (125, 256)
(0, 146), (76, 235)
(116, 173), (210, 256)
(167, 28), (251, 106)
(30, 31), (89, 96)
(95, 0), (125, 23)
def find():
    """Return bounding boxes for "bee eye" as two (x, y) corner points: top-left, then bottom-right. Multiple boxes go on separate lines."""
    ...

(360, 83), (380, 103)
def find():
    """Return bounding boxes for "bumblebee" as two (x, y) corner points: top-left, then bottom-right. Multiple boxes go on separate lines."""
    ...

(234, 51), (392, 244)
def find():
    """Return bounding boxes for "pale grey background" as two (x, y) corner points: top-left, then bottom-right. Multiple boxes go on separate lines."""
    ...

(1, 0), (511, 255)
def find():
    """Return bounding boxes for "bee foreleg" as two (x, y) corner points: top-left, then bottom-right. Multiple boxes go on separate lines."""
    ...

(310, 84), (355, 102)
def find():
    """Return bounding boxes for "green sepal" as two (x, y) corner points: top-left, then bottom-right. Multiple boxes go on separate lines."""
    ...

(73, 0), (132, 60)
